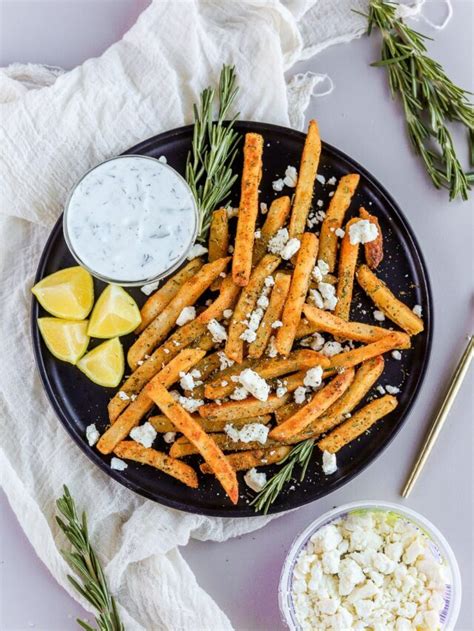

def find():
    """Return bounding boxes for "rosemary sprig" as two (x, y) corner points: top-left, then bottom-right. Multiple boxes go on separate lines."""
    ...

(251, 439), (315, 514)
(364, 0), (473, 201)
(186, 65), (240, 241)
(56, 486), (124, 631)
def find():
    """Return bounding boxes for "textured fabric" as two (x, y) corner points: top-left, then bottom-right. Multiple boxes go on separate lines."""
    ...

(0, 1), (433, 628)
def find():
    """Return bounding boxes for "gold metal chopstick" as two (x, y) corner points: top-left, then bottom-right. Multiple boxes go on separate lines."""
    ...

(402, 335), (474, 498)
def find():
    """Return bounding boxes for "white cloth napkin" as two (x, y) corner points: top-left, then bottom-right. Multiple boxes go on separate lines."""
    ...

(0, 1), (431, 628)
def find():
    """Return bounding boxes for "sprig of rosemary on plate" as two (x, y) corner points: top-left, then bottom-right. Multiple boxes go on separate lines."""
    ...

(251, 439), (315, 514)
(186, 64), (240, 242)
(56, 486), (124, 631)
(364, 0), (473, 201)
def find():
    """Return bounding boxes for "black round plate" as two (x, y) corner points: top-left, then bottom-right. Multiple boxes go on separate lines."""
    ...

(32, 121), (432, 517)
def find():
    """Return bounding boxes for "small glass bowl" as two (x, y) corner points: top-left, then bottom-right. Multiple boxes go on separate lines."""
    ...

(63, 154), (199, 287)
(279, 501), (462, 631)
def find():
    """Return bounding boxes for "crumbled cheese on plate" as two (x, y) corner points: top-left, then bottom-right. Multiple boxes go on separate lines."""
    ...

(244, 468), (267, 492)
(129, 421), (157, 448)
(86, 423), (100, 447)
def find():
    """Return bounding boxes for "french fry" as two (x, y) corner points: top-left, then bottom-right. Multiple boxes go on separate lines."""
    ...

(97, 349), (206, 455)
(233, 133), (264, 286)
(136, 258), (203, 333)
(128, 256), (230, 369)
(149, 414), (272, 434)
(318, 394), (398, 453)
(226, 254), (281, 363)
(108, 281), (237, 421)
(274, 402), (301, 424)
(146, 383), (239, 504)
(114, 441), (198, 488)
(182, 352), (221, 394)
(295, 318), (321, 339)
(271, 367), (335, 395)
(356, 265), (424, 335)
(335, 218), (360, 322)
(269, 369), (355, 442)
(209, 208), (230, 290)
(289, 356), (385, 442)
(204, 349), (330, 400)
(318, 174), (360, 272)
(359, 207), (383, 269)
(329, 332), (410, 370)
(200, 446), (291, 473)
(170, 433), (285, 458)
(199, 394), (290, 422)
(276, 232), (318, 355)
(252, 197), (291, 265)
(289, 120), (322, 239)
(248, 272), (291, 358)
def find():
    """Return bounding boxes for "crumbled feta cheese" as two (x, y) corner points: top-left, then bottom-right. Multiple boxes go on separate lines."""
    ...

(271, 320), (283, 329)
(223, 308), (233, 319)
(179, 370), (200, 391)
(319, 282), (338, 311)
(304, 366), (323, 388)
(186, 243), (208, 260)
(264, 275), (275, 288)
(254, 229), (261, 239)
(283, 165), (298, 187)
(322, 341), (343, 357)
(117, 390), (130, 401)
(110, 457), (127, 471)
(312, 265), (323, 283)
(176, 306), (196, 326)
(207, 319), (227, 343)
(316, 174), (326, 185)
(322, 450), (338, 475)
(276, 384), (288, 398)
(373, 310), (385, 322)
(140, 280), (159, 296)
(413, 304), (423, 318)
(327, 176), (337, 186)
(163, 432), (176, 444)
(268, 228), (289, 255)
(309, 288), (324, 309)
(238, 368), (270, 401)
(392, 350), (402, 361)
(257, 294), (269, 309)
(317, 199), (324, 208)
(377, 385), (386, 395)
(158, 155), (167, 163)
(335, 227), (345, 238)
(267, 336), (278, 358)
(217, 351), (234, 370)
(386, 385), (400, 395)
(294, 386), (307, 404)
(280, 237), (301, 260)
(240, 328), (257, 343)
(272, 178), (285, 192)
(260, 202), (268, 215)
(86, 423), (100, 446)
(129, 422), (157, 448)
(178, 396), (204, 413)
(224, 423), (269, 444)
(349, 219), (379, 245)
(244, 468), (267, 492)
(300, 332), (326, 351)
(230, 386), (249, 401)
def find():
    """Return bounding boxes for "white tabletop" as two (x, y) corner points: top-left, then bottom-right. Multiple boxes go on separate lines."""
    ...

(0, 1), (473, 630)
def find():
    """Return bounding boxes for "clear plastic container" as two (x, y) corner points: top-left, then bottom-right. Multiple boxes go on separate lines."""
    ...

(279, 501), (462, 630)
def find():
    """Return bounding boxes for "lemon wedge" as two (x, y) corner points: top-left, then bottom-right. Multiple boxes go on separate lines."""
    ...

(87, 284), (141, 338)
(32, 266), (94, 320)
(77, 337), (124, 387)
(38, 318), (90, 364)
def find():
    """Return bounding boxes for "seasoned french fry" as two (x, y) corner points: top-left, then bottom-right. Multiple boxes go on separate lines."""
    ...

(183, 352), (221, 394)
(233, 133), (264, 286)
(295, 318), (321, 339)
(108, 281), (237, 421)
(128, 256), (230, 368)
(359, 207), (383, 269)
(270, 369), (355, 441)
(276, 232), (318, 355)
(290, 356), (385, 442)
(226, 254), (281, 363)
(199, 394), (290, 422)
(136, 258), (203, 333)
(209, 208), (230, 262)
(170, 432), (285, 458)
(335, 218), (360, 322)
(302, 304), (394, 344)
(114, 441), (198, 488)
(97, 349), (206, 455)
(248, 272), (291, 358)
(356, 265), (424, 336)
(329, 332), (410, 370)
(274, 402), (301, 424)
(289, 120), (322, 239)
(204, 349), (329, 400)
(149, 414), (272, 434)
(252, 197), (291, 264)
(318, 174), (360, 272)
(146, 383), (239, 504)
(200, 446), (291, 473)
(318, 394), (398, 453)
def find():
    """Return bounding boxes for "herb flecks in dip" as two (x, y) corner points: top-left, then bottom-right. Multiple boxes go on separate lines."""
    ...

(66, 156), (196, 283)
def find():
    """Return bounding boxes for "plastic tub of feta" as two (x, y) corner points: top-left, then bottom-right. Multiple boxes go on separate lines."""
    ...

(279, 501), (461, 631)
